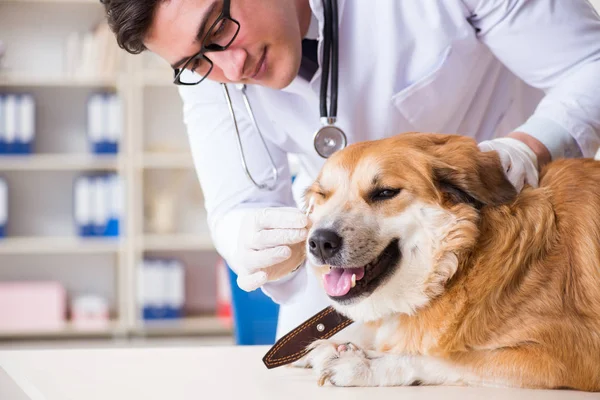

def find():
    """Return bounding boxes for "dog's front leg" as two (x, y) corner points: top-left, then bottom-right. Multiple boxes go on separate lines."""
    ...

(307, 340), (466, 387)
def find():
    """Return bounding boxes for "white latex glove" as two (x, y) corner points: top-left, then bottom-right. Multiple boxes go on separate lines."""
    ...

(478, 137), (539, 192)
(213, 207), (309, 292)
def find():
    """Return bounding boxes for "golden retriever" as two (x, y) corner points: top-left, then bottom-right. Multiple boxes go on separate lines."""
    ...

(302, 132), (600, 391)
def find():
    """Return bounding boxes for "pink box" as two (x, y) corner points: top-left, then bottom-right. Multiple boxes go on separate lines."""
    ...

(0, 281), (66, 332)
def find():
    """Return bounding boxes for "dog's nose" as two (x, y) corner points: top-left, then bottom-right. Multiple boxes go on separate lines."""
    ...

(309, 229), (343, 260)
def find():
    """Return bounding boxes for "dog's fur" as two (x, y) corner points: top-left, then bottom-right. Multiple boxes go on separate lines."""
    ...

(302, 132), (600, 391)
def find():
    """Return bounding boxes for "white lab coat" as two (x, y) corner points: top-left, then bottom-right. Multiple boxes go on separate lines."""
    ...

(178, 0), (600, 339)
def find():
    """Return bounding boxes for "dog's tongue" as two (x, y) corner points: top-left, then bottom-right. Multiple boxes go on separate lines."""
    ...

(323, 267), (365, 297)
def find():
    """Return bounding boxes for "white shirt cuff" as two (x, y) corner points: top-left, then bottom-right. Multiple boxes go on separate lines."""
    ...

(513, 116), (582, 161)
(260, 263), (308, 305)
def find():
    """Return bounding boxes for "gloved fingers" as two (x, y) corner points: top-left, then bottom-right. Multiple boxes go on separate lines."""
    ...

(477, 141), (494, 153)
(481, 142), (512, 170)
(525, 167), (539, 189)
(506, 147), (540, 189)
(245, 245), (292, 272)
(507, 170), (525, 193)
(251, 228), (308, 248)
(254, 207), (308, 230)
(237, 271), (268, 292)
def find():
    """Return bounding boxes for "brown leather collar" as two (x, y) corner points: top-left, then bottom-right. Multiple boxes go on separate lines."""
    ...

(262, 306), (354, 369)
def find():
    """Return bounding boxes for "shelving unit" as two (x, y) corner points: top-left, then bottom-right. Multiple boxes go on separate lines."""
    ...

(133, 316), (230, 337)
(0, 0), (230, 341)
(0, 236), (122, 255)
(0, 154), (121, 171)
(0, 74), (116, 88)
(139, 234), (215, 252)
(139, 153), (194, 169)
(0, 320), (124, 340)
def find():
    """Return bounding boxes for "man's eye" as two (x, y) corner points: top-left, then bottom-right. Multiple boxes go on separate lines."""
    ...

(188, 58), (200, 72)
(211, 20), (226, 39)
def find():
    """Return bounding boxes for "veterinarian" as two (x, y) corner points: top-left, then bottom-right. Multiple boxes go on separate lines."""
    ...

(102, 0), (600, 338)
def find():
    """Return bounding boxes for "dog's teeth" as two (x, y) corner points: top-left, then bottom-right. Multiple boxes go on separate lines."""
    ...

(351, 274), (356, 288)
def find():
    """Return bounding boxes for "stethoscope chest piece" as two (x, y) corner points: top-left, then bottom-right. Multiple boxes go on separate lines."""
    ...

(313, 119), (346, 158)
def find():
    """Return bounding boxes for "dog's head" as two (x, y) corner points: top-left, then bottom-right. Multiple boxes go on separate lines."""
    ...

(304, 132), (517, 322)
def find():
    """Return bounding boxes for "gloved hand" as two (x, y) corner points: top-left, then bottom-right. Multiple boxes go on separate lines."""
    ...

(478, 137), (539, 192)
(214, 207), (309, 292)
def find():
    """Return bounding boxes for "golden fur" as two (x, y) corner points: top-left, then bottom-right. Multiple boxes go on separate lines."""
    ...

(304, 132), (600, 390)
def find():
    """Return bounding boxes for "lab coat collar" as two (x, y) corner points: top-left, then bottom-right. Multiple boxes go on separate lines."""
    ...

(305, 8), (319, 40)
(282, 0), (346, 95)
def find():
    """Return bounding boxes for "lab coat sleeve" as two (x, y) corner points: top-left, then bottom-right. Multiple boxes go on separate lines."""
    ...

(461, 0), (600, 159)
(177, 81), (304, 303)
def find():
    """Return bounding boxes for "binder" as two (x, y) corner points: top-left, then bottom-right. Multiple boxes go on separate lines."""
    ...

(140, 258), (185, 320)
(74, 175), (93, 236)
(105, 173), (121, 237)
(165, 259), (185, 319)
(16, 94), (35, 154)
(4, 94), (17, 154)
(87, 94), (104, 154)
(141, 259), (169, 320)
(0, 94), (35, 154)
(74, 173), (122, 238)
(0, 95), (6, 154)
(87, 93), (121, 154)
(0, 178), (7, 237)
(106, 94), (121, 154)
(91, 175), (107, 236)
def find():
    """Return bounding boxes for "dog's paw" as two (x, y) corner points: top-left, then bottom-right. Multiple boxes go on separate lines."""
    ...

(287, 355), (312, 369)
(307, 340), (372, 387)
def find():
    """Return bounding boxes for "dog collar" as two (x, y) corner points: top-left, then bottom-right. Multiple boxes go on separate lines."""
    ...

(262, 306), (354, 369)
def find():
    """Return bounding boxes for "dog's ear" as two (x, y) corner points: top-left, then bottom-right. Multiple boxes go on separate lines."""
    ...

(431, 140), (517, 208)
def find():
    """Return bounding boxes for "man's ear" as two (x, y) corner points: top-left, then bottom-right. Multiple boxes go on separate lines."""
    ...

(432, 150), (517, 208)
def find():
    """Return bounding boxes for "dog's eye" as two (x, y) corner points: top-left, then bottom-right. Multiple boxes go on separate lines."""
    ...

(370, 188), (401, 202)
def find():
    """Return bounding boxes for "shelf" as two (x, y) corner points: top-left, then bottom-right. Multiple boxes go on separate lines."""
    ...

(140, 234), (215, 251)
(0, 318), (230, 339)
(0, 236), (123, 255)
(0, 154), (121, 171)
(133, 316), (232, 336)
(140, 153), (194, 169)
(0, 74), (116, 88)
(0, 320), (122, 340)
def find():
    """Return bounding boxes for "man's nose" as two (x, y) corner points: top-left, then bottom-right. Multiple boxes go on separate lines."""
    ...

(210, 48), (247, 82)
(309, 229), (343, 261)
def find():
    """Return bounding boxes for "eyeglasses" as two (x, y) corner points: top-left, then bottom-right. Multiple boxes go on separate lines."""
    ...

(173, 0), (240, 85)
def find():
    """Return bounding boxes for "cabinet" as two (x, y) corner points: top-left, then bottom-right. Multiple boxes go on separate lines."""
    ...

(0, 0), (230, 340)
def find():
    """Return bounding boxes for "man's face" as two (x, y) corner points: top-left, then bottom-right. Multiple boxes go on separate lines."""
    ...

(145, 0), (307, 89)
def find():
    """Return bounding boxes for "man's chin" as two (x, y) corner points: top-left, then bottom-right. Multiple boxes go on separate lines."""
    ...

(261, 72), (297, 90)
(262, 57), (302, 90)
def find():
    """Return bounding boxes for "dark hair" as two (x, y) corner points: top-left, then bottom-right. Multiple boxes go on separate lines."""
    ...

(101, 0), (163, 54)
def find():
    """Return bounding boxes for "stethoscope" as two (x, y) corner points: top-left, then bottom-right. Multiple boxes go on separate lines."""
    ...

(221, 0), (346, 191)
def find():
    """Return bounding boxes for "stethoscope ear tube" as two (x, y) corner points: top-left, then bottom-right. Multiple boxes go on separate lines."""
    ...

(222, 83), (279, 191)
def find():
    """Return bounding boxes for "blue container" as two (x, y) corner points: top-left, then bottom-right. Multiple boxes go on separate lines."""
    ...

(78, 224), (94, 237)
(103, 217), (119, 237)
(227, 266), (279, 345)
(92, 141), (118, 155)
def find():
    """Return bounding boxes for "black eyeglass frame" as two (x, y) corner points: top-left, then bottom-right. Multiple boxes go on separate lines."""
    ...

(172, 0), (240, 85)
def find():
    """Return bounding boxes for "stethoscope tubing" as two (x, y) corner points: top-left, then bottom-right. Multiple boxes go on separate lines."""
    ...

(223, 0), (344, 190)
(222, 83), (279, 191)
